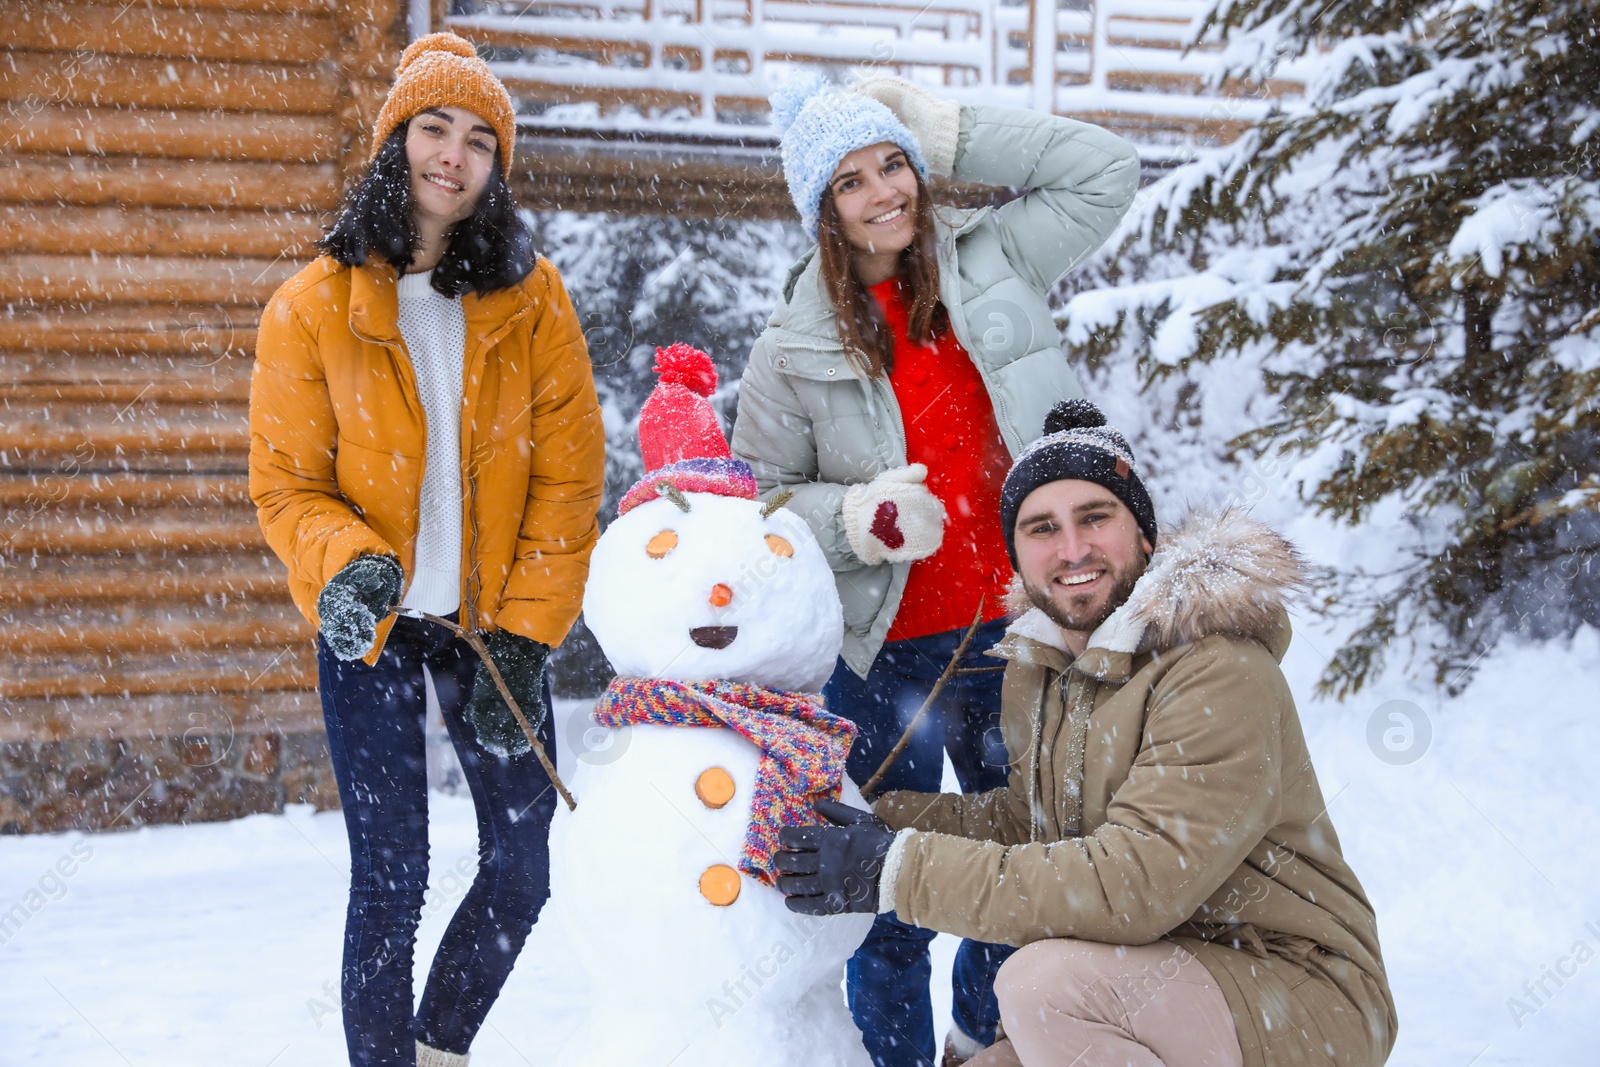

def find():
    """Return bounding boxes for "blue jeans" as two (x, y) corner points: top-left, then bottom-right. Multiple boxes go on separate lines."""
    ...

(317, 614), (558, 1066)
(826, 617), (1019, 1067)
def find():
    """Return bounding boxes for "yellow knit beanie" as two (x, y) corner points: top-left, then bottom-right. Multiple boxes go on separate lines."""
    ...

(371, 32), (517, 178)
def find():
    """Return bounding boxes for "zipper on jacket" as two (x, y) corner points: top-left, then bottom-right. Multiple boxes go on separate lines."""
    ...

(1028, 675), (1047, 843)
(457, 300), (537, 635)
(463, 462), (482, 633)
(1040, 671), (1074, 838)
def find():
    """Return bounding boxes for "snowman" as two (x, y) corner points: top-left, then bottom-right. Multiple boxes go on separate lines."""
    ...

(546, 345), (875, 1067)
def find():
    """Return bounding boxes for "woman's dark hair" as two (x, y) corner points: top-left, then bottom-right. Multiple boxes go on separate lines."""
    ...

(317, 124), (536, 296)
(816, 165), (946, 379)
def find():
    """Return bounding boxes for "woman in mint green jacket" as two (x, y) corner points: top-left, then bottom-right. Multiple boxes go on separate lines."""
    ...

(730, 76), (1140, 1066)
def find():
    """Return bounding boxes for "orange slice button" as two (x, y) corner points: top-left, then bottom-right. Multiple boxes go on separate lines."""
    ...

(699, 864), (741, 906)
(694, 766), (736, 809)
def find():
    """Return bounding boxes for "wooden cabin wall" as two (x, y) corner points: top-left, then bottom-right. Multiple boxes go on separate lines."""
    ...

(1, 0), (407, 833)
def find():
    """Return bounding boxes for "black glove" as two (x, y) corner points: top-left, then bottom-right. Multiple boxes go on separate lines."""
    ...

(776, 797), (896, 915)
(465, 629), (550, 757)
(316, 555), (403, 661)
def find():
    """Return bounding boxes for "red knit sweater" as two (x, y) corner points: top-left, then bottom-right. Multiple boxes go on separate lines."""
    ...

(869, 276), (1013, 641)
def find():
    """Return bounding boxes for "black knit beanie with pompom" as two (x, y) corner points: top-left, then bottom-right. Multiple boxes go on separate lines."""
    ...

(999, 398), (1158, 565)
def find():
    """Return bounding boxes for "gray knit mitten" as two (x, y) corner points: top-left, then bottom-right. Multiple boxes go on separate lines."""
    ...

(316, 555), (403, 661)
(465, 629), (551, 757)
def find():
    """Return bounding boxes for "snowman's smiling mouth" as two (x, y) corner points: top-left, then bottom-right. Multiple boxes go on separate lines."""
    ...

(690, 626), (738, 649)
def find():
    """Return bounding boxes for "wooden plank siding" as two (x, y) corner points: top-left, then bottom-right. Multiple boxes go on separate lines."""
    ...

(0, 0), (407, 751)
(453, 0), (1296, 151)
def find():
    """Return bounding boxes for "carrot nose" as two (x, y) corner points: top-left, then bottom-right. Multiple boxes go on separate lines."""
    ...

(709, 583), (733, 607)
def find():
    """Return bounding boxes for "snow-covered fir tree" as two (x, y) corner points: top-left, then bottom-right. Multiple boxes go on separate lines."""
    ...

(1065, 0), (1599, 695)
(526, 210), (809, 691)
(527, 210), (808, 511)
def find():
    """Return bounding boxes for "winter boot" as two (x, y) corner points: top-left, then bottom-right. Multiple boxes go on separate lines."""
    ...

(942, 1025), (987, 1066)
(416, 1039), (469, 1067)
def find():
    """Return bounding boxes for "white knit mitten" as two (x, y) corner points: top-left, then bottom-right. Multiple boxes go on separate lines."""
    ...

(416, 1040), (469, 1067)
(852, 75), (962, 177)
(842, 465), (946, 566)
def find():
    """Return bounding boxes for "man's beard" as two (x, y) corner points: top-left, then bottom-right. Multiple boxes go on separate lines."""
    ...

(1022, 554), (1146, 637)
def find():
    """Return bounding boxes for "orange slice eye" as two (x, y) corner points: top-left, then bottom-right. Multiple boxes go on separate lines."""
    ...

(765, 534), (793, 558)
(646, 530), (678, 559)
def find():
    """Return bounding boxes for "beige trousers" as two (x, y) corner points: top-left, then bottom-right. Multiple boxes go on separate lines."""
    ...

(966, 939), (1244, 1067)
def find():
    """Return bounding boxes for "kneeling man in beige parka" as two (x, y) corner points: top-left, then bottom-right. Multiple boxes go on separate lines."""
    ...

(776, 399), (1398, 1067)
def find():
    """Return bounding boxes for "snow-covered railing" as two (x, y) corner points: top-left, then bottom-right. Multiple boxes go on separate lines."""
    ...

(441, 0), (1302, 155)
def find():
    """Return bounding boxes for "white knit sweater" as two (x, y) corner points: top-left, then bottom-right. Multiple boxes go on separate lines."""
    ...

(395, 269), (467, 614)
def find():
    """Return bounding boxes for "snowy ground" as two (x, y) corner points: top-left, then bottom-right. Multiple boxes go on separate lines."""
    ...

(3, 640), (1597, 1064)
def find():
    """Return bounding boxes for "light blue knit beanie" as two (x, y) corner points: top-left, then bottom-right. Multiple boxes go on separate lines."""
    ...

(770, 73), (928, 241)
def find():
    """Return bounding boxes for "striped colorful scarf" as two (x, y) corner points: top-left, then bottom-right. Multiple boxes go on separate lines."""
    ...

(592, 677), (858, 886)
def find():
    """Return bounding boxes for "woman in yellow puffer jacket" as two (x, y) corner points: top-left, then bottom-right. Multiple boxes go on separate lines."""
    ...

(247, 33), (603, 1067)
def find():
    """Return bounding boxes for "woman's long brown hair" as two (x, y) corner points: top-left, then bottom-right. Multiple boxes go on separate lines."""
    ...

(816, 167), (946, 379)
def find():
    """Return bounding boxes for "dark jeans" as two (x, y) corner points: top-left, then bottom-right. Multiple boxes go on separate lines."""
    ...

(827, 617), (1019, 1067)
(317, 614), (557, 1066)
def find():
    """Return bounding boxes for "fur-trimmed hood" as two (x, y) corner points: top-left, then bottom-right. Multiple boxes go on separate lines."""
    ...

(1004, 508), (1307, 662)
